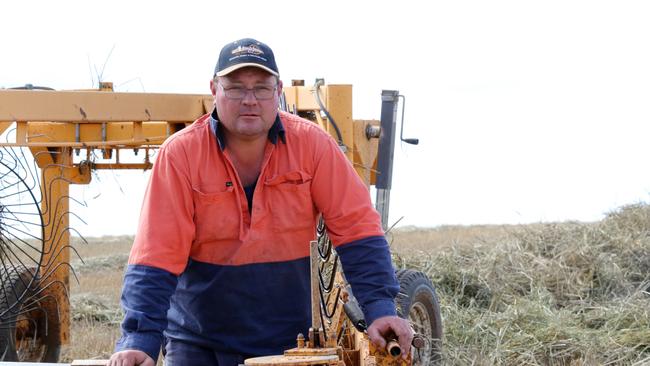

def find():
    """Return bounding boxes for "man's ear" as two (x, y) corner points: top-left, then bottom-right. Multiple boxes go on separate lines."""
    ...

(277, 79), (283, 97)
(210, 79), (217, 96)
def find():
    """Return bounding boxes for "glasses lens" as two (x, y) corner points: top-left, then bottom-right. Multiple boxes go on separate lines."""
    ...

(220, 84), (275, 100)
(254, 87), (275, 99)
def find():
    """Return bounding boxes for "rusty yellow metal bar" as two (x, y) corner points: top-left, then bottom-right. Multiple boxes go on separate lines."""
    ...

(16, 121), (28, 144)
(0, 140), (167, 148)
(0, 121), (174, 148)
(309, 240), (322, 334)
(0, 89), (213, 122)
(352, 120), (380, 186)
(322, 85), (354, 162)
(283, 85), (320, 112)
(0, 121), (12, 135)
(133, 121), (143, 141)
(31, 147), (55, 167)
(39, 148), (73, 349)
(91, 163), (153, 170)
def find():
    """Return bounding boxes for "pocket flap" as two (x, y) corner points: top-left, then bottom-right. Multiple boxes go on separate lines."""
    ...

(192, 186), (235, 203)
(264, 171), (312, 186)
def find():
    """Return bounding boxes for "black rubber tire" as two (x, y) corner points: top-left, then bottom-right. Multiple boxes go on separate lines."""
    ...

(0, 266), (60, 362)
(396, 269), (443, 365)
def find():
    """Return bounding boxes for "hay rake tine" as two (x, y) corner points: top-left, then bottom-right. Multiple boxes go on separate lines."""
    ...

(0, 245), (40, 279)
(0, 226), (46, 256)
(39, 249), (81, 285)
(39, 227), (83, 267)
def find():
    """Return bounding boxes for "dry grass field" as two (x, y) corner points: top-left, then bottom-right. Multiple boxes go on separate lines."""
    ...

(60, 204), (650, 365)
(62, 236), (131, 362)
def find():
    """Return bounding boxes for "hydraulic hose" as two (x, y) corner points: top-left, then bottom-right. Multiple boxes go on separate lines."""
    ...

(313, 79), (345, 149)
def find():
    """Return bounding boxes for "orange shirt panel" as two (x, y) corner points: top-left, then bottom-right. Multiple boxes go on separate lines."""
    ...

(129, 112), (384, 274)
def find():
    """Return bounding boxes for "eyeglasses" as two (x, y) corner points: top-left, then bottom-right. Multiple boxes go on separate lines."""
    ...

(218, 83), (277, 100)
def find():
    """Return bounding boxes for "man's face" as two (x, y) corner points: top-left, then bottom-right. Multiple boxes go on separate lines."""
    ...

(210, 67), (282, 141)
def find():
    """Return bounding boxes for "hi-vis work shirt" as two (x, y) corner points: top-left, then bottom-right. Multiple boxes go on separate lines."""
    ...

(116, 111), (399, 362)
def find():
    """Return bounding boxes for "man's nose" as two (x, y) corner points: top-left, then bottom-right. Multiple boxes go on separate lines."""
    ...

(241, 90), (258, 104)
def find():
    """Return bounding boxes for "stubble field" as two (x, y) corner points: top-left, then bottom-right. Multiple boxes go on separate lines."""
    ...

(61, 204), (650, 365)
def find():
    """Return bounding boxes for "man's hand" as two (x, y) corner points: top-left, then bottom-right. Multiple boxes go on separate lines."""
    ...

(367, 315), (414, 359)
(108, 350), (155, 366)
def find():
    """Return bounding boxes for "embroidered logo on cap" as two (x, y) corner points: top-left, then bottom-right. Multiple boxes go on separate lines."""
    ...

(231, 44), (264, 56)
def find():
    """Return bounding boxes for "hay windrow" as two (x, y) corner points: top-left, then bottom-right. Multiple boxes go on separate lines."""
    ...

(72, 253), (129, 274)
(71, 294), (123, 324)
(393, 203), (650, 365)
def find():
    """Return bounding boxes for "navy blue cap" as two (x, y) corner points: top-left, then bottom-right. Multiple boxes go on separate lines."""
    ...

(214, 38), (279, 77)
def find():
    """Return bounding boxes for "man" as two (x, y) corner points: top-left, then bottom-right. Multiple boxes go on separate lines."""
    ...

(109, 38), (412, 366)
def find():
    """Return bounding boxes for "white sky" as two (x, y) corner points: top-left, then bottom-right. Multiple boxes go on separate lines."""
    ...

(2, 1), (650, 236)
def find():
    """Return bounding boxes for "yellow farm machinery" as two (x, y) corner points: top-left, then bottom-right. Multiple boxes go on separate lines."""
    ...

(0, 80), (442, 365)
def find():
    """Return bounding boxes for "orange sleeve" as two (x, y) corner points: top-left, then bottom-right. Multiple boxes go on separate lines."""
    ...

(128, 138), (195, 275)
(309, 133), (384, 246)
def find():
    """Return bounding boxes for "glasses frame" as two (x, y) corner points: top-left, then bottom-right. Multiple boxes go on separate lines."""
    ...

(218, 83), (278, 100)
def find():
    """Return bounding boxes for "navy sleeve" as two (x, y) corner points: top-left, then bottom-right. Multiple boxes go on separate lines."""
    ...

(115, 264), (178, 362)
(336, 236), (399, 326)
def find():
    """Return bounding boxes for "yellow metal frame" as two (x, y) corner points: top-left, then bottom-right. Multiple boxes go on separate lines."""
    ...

(282, 84), (379, 187)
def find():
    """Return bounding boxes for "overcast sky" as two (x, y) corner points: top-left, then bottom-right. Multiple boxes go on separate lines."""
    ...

(2, 0), (650, 236)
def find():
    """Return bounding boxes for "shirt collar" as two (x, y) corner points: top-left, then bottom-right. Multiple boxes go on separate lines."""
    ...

(210, 108), (286, 150)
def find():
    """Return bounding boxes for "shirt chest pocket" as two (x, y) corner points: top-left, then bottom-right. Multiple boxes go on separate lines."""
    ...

(264, 171), (315, 232)
(192, 187), (240, 243)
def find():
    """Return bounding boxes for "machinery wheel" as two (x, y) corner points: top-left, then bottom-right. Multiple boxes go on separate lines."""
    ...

(0, 266), (60, 362)
(396, 269), (443, 365)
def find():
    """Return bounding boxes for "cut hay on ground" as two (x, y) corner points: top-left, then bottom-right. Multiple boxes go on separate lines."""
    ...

(392, 203), (650, 365)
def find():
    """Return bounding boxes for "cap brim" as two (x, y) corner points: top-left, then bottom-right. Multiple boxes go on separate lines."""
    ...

(215, 63), (279, 77)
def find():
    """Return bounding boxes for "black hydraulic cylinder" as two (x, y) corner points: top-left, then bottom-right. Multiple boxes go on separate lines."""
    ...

(375, 90), (399, 229)
(376, 90), (399, 190)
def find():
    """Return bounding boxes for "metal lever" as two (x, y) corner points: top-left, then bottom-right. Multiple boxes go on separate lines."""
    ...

(398, 95), (419, 145)
(387, 340), (401, 357)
